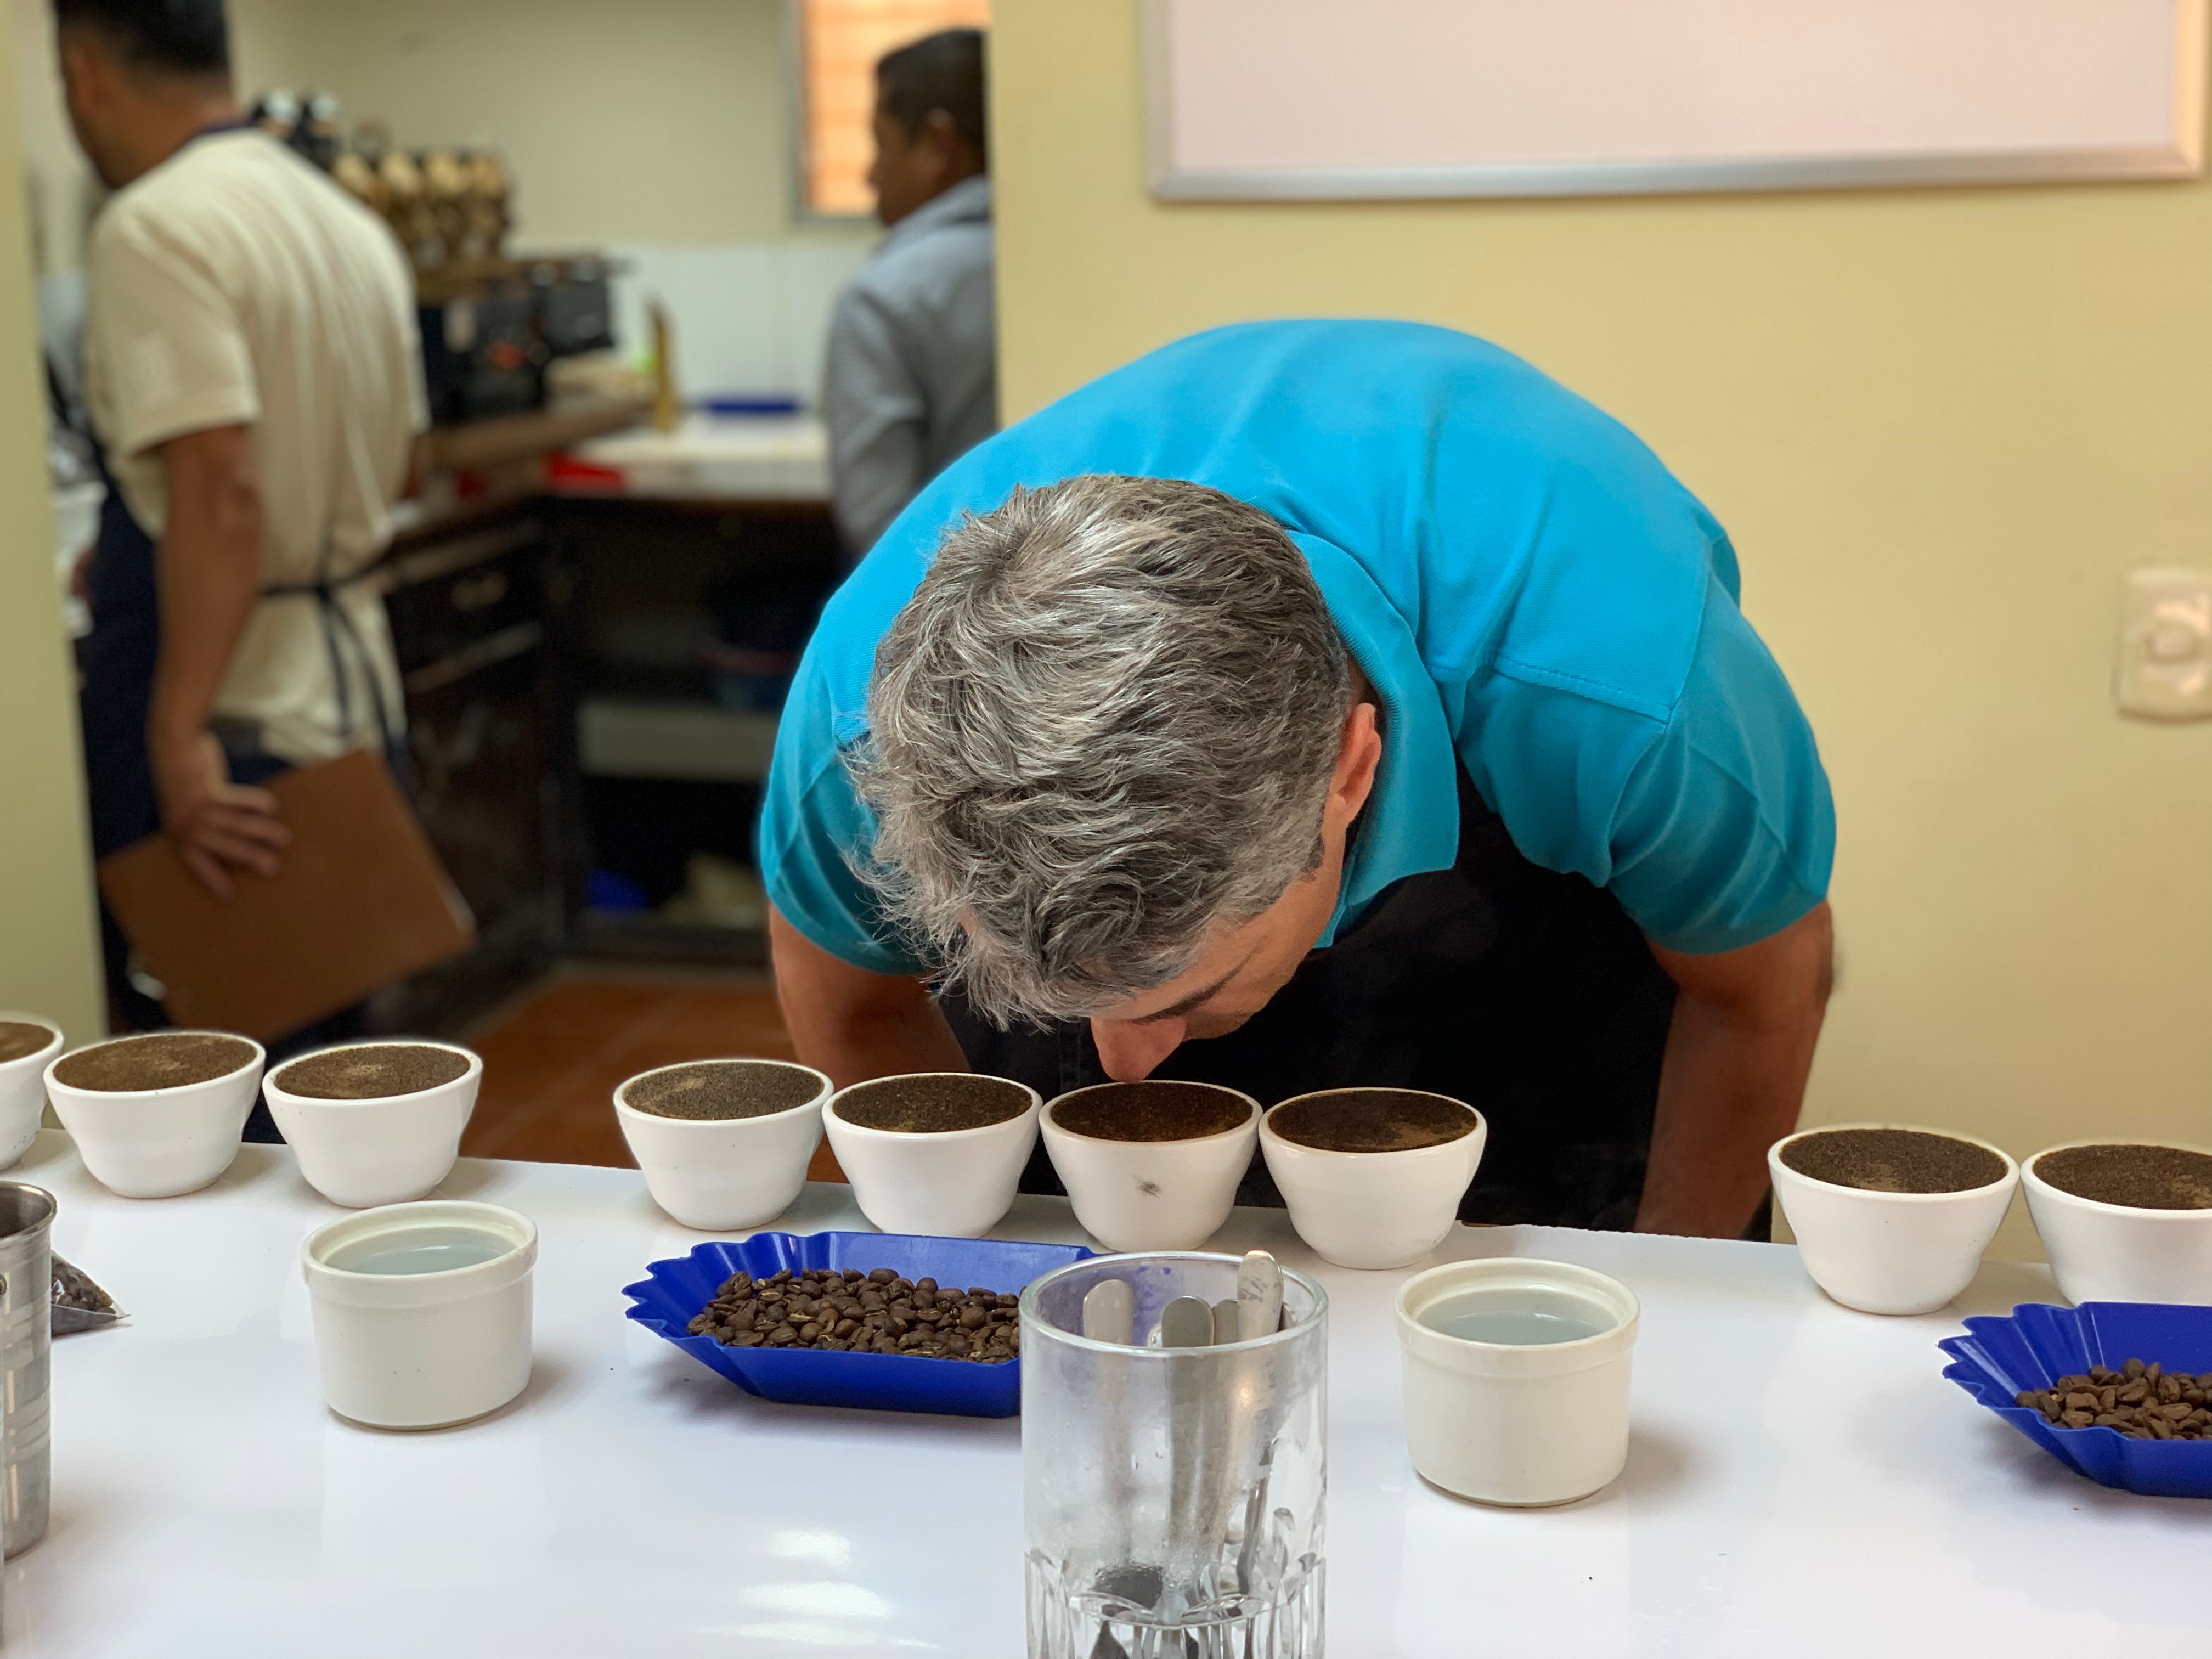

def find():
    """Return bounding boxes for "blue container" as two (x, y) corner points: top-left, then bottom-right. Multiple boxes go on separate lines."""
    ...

(1940, 1301), (2212, 1498)
(624, 1232), (1093, 1418)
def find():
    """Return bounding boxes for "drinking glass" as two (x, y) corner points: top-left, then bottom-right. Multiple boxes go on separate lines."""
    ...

(1020, 1252), (1328, 1658)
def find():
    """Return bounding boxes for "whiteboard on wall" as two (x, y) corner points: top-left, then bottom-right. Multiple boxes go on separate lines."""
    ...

(1144, 0), (2208, 200)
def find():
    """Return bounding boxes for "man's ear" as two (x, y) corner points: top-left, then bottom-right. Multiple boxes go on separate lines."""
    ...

(1325, 701), (1383, 832)
(59, 33), (109, 106)
(919, 109), (968, 171)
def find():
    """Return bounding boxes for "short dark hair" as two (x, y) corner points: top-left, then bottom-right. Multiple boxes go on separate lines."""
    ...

(53, 0), (230, 77)
(876, 27), (986, 165)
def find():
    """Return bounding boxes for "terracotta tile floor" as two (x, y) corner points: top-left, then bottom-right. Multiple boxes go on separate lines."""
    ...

(459, 968), (844, 1180)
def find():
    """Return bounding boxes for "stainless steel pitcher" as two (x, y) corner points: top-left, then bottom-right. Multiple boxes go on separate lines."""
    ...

(0, 1183), (55, 1555)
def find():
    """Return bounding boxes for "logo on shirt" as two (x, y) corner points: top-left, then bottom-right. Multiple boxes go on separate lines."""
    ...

(128, 333), (182, 409)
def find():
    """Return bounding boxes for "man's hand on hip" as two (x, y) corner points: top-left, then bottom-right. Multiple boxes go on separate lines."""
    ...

(153, 730), (288, 900)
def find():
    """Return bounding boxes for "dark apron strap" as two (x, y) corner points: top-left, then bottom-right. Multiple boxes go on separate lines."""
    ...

(941, 767), (1677, 1231)
(257, 565), (398, 758)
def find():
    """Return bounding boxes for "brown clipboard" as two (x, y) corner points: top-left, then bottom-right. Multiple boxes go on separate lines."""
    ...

(97, 748), (476, 1041)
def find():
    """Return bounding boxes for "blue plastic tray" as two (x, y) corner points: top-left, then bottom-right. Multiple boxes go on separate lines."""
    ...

(624, 1231), (1092, 1418)
(1940, 1301), (2212, 1498)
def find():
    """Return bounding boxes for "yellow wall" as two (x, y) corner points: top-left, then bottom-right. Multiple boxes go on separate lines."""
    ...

(0, 16), (106, 1043)
(992, 2), (2212, 1257)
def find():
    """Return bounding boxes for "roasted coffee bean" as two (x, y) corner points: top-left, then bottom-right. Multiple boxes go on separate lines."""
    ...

(691, 1266), (1025, 1364)
(2021, 1359), (2212, 1440)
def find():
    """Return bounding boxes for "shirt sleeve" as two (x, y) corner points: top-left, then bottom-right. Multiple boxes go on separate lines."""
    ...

(86, 213), (259, 459)
(1464, 568), (1833, 955)
(1603, 572), (1836, 953)
(822, 278), (930, 555)
(755, 636), (928, 976)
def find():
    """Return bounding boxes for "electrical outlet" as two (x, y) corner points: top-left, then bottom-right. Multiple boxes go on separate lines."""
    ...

(2116, 568), (2212, 720)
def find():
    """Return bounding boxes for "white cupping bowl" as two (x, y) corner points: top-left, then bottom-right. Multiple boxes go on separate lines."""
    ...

(1041, 1081), (1260, 1252)
(0, 1014), (64, 1171)
(2023, 1139), (2212, 1306)
(1260, 1088), (1487, 1270)
(615, 1058), (831, 1231)
(823, 1073), (1040, 1239)
(47, 1032), (266, 1198)
(1768, 1124), (2019, 1316)
(265, 1041), (483, 1209)
(302, 1200), (538, 1429)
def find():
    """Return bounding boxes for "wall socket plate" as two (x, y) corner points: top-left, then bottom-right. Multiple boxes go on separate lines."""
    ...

(2116, 567), (2212, 720)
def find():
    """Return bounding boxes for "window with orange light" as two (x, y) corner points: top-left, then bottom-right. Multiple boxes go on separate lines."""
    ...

(795, 0), (992, 218)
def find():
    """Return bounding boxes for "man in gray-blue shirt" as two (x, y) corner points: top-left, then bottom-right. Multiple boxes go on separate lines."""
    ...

(822, 29), (995, 559)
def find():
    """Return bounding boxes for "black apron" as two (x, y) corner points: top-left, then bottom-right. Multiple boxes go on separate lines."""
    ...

(943, 768), (1678, 1232)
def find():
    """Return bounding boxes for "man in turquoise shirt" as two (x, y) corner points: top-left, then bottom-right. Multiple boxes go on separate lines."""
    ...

(762, 320), (1834, 1238)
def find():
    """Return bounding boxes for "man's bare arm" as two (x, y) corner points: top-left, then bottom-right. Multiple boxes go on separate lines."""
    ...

(1637, 902), (1834, 1238)
(149, 423), (289, 898)
(768, 906), (968, 1088)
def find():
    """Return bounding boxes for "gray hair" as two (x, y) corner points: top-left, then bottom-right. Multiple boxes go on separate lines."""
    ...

(852, 475), (1351, 1028)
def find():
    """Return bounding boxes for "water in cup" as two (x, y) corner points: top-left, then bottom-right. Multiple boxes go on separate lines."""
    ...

(1418, 1288), (1611, 1345)
(327, 1227), (513, 1276)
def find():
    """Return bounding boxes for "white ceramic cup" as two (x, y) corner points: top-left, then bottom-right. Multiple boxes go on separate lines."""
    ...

(2023, 1138), (2212, 1306)
(301, 1199), (538, 1429)
(46, 1032), (266, 1199)
(614, 1058), (831, 1231)
(1395, 1257), (1641, 1506)
(823, 1073), (1040, 1239)
(265, 1041), (483, 1209)
(1041, 1081), (1259, 1252)
(1768, 1123), (2019, 1316)
(1259, 1089), (1487, 1270)
(0, 1014), (64, 1171)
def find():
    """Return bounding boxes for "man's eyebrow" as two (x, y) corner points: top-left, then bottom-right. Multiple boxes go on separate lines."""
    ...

(1130, 950), (1256, 1025)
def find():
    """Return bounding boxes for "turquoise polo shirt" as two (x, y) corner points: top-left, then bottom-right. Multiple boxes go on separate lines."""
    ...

(761, 320), (1834, 976)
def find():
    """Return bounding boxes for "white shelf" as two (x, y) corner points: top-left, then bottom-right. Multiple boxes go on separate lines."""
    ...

(562, 413), (831, 502)
(578, 696), (777, 782)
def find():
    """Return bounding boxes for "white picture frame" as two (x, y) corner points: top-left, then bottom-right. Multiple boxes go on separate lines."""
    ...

(1144, 0), (2208, 201)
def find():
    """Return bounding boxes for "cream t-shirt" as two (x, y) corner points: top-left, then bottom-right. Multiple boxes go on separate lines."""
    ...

(83, 129), (427, 764)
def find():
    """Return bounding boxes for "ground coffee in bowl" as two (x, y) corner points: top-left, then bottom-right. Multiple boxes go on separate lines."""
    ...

(621, 1060), (821, 1121)
(52, 1032), (256, 1092)
(833, 1074), (1031, 1133)
(1780, 1127), (2008, 1194)
(1048, 1081), (1251, 1142)
(273, 1043), (471, 1101)
(1269, 1088), (1477, 1153)
(0, 1023), (55, 1065)
(2033, 1144), (2212, 1210)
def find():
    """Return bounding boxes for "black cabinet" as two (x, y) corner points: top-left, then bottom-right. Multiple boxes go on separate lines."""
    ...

(366, 509), (574, 1034)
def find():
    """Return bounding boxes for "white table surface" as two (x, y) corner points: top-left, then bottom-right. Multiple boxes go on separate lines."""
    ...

(9, 1128), (2205, 1657)
(562, 414), (830, 503)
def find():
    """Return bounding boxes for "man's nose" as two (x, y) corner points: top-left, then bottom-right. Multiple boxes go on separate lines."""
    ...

(1090, 1015), (1187, 1082)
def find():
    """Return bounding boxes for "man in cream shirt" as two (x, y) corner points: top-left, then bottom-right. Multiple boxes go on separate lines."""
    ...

(58, 0), (423, 1037)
